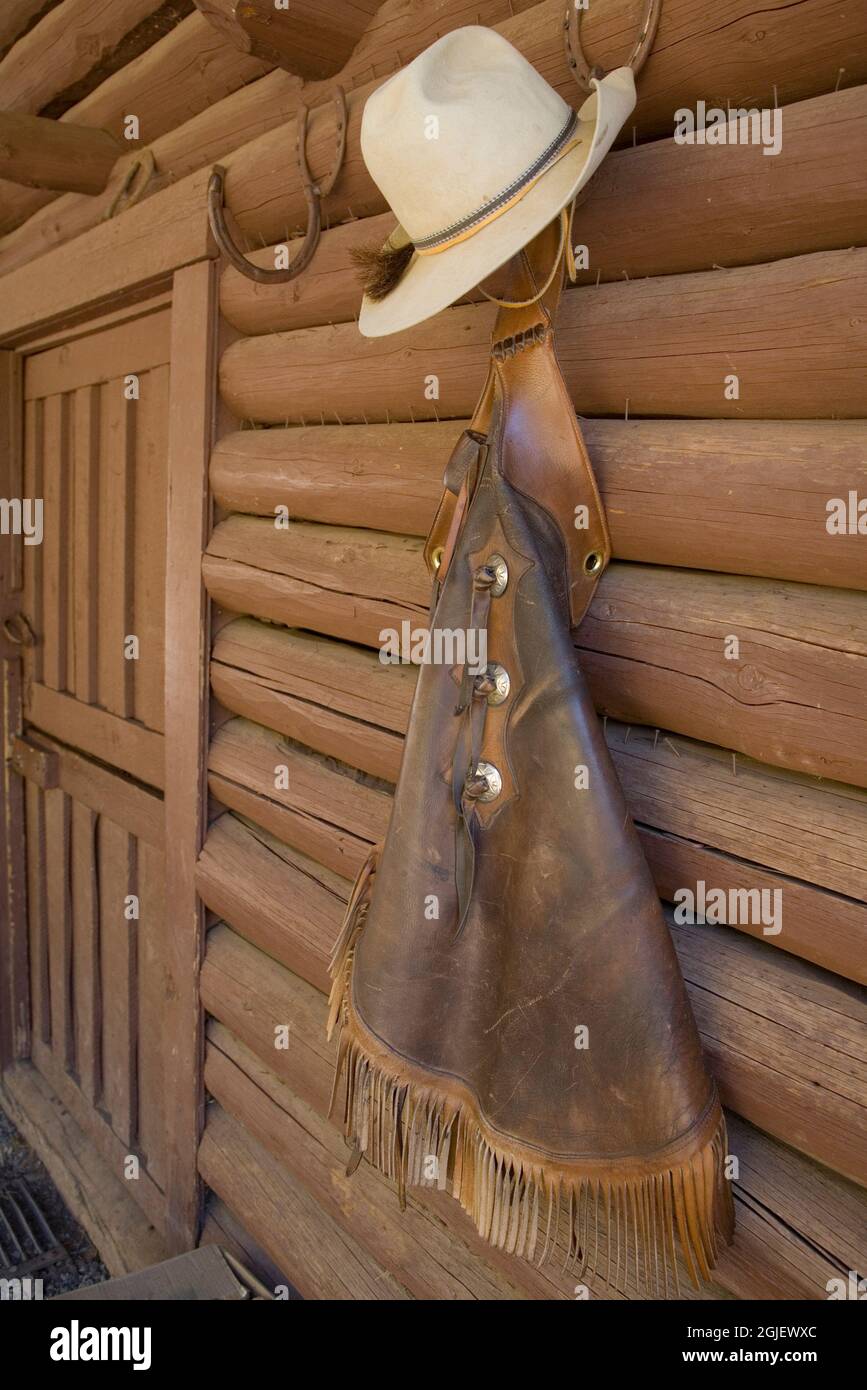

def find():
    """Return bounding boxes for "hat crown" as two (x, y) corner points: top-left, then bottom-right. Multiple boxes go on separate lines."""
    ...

(361, 27), (572, 245)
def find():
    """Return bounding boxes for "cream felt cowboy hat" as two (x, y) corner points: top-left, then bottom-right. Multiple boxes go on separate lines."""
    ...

(356, 25), (636, 338)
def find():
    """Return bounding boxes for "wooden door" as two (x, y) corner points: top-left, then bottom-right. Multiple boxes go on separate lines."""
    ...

(9, 301), (174, 1235)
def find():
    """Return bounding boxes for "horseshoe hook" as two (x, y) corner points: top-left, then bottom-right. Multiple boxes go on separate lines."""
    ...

(564, 0), (661, 91)
(208, 85), (348, 284)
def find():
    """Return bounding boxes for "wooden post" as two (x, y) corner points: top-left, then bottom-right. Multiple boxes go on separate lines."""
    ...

(162, 261), (217, 1251)
(0, 348), (29, 1069)
(0, 112), (124, 195)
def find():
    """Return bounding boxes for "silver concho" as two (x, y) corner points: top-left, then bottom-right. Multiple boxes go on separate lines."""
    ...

(473, 761), (502, 802)
(485, 663), (510, 706)
(486, 554), (509, 596)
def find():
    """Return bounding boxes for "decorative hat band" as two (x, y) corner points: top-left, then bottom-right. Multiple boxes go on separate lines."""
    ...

(412, 108), (582, 256)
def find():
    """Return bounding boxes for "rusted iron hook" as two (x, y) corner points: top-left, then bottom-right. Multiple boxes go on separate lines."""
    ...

(208, 85), (347, 284)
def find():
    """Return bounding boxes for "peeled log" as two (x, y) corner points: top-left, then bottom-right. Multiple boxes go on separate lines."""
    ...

(210, 419), (867, 591)
(218, 248), (867, 424)
(202, 624), (867, 982)
(194, 0), (381, 79)
(0, 0), (520, 262)
(219, 86), (867, 334)
(0, 111), (122, 194)
(217, 0), (867, 249)
(202, 518), (867, 788)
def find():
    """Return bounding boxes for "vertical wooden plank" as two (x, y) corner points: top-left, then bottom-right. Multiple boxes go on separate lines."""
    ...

(71, 384), (99, 706)
(41, 393), (70, 692)
(98, 383), (135, 717)
(43, 786), (73, 1073)
(71, 800), (101, 1104)
(137, 836), (166, 1188)
(25, 780), (50, 1047)
(22, 395), (43, 687)
(163, 260), (216, 1251)
(133, 364), (168, 732)
(0, 348), (29, 1066)
(98, 817), (137, 1150)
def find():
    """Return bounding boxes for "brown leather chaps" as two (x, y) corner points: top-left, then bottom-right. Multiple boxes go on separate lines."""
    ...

(328, 217), (734, 1294)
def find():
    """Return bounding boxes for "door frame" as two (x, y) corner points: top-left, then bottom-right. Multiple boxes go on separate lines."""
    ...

(0, 212), (218, 1252)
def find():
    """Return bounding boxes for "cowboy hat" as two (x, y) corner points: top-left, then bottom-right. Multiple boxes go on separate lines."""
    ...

(356, 26), (635, 338)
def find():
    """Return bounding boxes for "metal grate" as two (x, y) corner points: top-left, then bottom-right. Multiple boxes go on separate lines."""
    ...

(0, 1179), (67, 1278)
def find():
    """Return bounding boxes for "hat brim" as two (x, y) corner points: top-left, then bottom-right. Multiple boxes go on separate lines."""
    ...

(358, 66), (635, 338)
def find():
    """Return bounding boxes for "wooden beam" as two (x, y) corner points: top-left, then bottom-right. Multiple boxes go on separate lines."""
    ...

(209, 419), (867, 592)
(0, 110), (122, 193)
(0, 0), (176, 117)
(25, 684), (165, 787)
(0, 0), (510, 260)
(0, 163), (214, 344)
(162, 259), (217, 1252)
(0, 10), (271, 238)
(194, 0), (380, 79)
(217, 248), (867, 424)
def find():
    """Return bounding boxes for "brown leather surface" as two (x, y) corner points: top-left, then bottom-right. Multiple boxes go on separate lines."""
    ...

(350, 218), (716, 1162)
(332, 218), (732, 1283)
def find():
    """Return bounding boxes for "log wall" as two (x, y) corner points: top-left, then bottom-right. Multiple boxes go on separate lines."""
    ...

(193, 0), (867, 1299)
(2, 0), (866, 1299)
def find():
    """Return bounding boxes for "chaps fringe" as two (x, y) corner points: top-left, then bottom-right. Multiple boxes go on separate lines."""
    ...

(328, 847), (735, 1296)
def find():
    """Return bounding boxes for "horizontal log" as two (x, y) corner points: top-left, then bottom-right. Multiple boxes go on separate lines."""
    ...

(198, 1101), (411, 1299)
(0, 10), (273, 242)
(207, 771), (373, 881)
(579, 562), (867, 789)
(0, 0), (172, 116)
(204, 1034), (544, 1300)
(210, 419), (867, 591)
(0, 0), (518, 270)
(211, 617), (409, 783)
(203, 513), (867, 786)
(205, 672), (867, 978)
(196, 812), (348, 988)
(202, 819), (867, 1184)
(219, 0), (867, 248)
(0, 110), (123, 193)
(203, 923), (867, 1297)
(212, 618), (413, 737)
(194, 0), (380, 79)
(220, 86), (867, 334)
(208, 716), (391, 846)
(219, 249), (867, 423)
(203, 513), (426, 647)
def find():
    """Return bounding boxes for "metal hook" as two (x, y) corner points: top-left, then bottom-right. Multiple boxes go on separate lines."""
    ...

(208, 86), (348, 284)
(3, 612), (36, 647)
(563, 0), (661, 92)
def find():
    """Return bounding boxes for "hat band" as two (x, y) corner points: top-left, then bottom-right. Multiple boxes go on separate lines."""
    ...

(412, 109), (581, 257)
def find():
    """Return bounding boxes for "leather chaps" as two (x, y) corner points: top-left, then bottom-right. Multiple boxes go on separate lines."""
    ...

(328, 216), (735, 1294)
